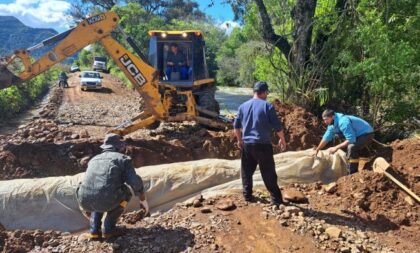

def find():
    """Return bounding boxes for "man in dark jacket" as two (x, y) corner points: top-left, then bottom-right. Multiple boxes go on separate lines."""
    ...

(234, 81), (287, 207)
(59, 71), (68, 88)
(165, 43), (188, 80)
(76, 133), (148, 239)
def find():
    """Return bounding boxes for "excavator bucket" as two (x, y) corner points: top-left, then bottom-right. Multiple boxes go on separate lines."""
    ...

(0, 64), (22, 89)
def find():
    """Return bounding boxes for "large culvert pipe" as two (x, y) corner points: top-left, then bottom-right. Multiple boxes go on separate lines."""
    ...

(0, 149), (347, 232)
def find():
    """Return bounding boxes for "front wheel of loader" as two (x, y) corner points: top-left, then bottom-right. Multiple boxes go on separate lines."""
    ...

(197, 85), (220, 115)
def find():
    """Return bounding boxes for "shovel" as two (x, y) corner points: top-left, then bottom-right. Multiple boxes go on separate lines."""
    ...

(373, 157), (419, 203)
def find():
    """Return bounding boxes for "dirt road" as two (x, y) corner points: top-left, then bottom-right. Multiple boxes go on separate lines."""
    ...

(55, 73), (144, 137)
(0, 73), (418, 253)
(216, 86), (252, 115)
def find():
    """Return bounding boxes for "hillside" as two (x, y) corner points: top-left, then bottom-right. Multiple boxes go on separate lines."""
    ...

(0, 16), (58, 57)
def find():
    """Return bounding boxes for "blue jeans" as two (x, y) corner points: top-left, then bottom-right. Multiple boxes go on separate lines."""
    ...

(90, 205), (125, 234)
(166, 66), (188, 80)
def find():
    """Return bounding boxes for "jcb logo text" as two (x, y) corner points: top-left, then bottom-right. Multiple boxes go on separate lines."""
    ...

(119, 54), (146, 87)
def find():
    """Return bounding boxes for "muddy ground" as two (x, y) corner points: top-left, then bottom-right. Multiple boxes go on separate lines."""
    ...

(0, 74), (325, 180)
(1, 179), (419, 253)
(0, 74), (419, 252)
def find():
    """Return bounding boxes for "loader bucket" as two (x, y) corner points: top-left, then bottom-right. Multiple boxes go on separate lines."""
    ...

(0, 65), (22, 89)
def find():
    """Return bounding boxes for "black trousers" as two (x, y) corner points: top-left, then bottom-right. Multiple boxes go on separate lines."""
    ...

(347, 133), (374, 174)
(241, 143), (282, 205)
(347, 133), (374, 159)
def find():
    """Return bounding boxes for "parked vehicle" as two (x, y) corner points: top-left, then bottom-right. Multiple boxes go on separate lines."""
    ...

(92, 56), (108, 73)
(70, 65), (80, 73)
(79, 71), (102, 91)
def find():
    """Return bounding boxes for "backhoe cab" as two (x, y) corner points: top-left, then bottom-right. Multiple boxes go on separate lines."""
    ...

(148, 30), (210, 85)
(148, 30), (219, 114)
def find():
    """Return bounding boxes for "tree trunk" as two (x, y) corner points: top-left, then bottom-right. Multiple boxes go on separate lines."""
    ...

(290, 0), (317, 77)
(254, 0), (291, 58)
(254, 0), (317, 92)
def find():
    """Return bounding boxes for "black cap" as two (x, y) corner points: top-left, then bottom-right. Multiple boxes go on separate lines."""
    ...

(253, 81), (269, 93)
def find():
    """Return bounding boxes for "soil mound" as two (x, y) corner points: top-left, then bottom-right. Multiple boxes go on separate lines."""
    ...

(389, 137), (419, 175)
(329, 170), (419, 227)
(272, 100), (324, 150)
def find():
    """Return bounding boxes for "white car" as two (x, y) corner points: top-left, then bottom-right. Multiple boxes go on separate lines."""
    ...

(70, 64), (80, 73)
(79, 71), (102, 91)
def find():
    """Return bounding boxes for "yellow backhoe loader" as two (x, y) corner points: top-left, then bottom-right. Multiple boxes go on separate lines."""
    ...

(0, 11), (231, 135)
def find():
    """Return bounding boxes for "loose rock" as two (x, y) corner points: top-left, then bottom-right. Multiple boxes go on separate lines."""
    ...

(283, 188), (308, 203)
(284, 206), (300, 215)
(200, 207), (212, 214)
(404, 196), (415, 206)
(216, 199), (236, 211)
(325, 226), (342, 238)
(324, 182), (338, 194)
(192, 199), (202, 208)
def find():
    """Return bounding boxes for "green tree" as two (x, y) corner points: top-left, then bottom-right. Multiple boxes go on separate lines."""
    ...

(327, 0), (419, 138)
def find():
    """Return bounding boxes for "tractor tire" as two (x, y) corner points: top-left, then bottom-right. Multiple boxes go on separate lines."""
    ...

(146, 120), (161, 130)
(197, 85), (220, 115)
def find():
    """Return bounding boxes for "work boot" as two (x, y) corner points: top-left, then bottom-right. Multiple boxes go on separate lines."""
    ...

(87, 232), (102, 241)
(89, 212), (103, 240)
(244, 195), (256, 203)
(271, 200), (283, 209)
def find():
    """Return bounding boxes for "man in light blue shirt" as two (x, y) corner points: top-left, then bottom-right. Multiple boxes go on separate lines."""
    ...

(315, 109), (374, 174)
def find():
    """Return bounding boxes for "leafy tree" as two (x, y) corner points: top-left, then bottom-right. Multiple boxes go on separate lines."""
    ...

(71, 0), (205, 22)
(76, 49), (93, 68)
(215, 28), (246, 85)
(327, 0), (419, 137)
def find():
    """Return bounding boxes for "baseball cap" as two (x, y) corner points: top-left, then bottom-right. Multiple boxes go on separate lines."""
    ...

(253, 81), (269, 93)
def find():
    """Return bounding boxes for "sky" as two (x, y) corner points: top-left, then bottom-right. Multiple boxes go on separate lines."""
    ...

(0, 0), (237, 33)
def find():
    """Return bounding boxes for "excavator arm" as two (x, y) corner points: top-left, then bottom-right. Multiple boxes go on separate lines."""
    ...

(0, 12), (120, 87)
(0, 11), (230, 135)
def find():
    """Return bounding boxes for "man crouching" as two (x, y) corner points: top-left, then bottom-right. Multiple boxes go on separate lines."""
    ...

(76, 133), (148, 239)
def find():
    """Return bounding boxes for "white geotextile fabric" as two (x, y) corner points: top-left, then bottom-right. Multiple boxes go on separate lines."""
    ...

(0, 149), (348, 231)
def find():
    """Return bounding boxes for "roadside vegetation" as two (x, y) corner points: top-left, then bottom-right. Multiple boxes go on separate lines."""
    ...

(71, 0), (418, 140)
(0, 68), (58, 122)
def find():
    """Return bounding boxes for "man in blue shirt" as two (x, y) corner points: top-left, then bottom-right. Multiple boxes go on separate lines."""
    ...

(314, 109), (374, 174)
(234, 81), (287, 206)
